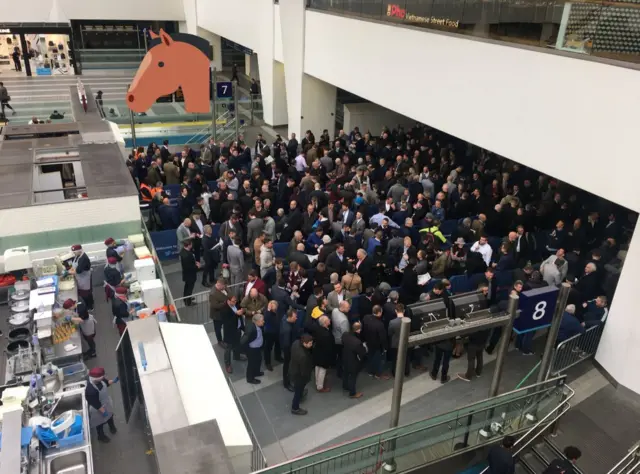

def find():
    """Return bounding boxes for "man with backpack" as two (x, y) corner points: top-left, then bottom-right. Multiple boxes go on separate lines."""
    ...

(543, 446), (582, 473)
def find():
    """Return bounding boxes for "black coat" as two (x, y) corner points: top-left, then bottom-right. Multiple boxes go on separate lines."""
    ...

(400, 266), (422, 304)
(342, 332), (367, 373)
(309, 324), (334, 368)
(361, 314), (388, 352)
(180, 248), (198, 282)
(289, 340), (313, 385)
(202, 234), (220, 266)
(326, 251), (349, 277)
(356, 257), (375, 290)
(289, 250), (311, 269)
(221, 305), (242, 344)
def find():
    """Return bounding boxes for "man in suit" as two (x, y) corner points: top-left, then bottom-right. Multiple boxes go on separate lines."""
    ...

(227, 238), (245, 294)
(240, 314), (265, 384)
(289, 243), (311, 270)
(243, 270), (267, 297)
(271, 278), (305, 362)
(280, 201), (303, 242)
(352, 211), (366, 235)
(201, 225), (220, 287)
(326, 243), (349, 277)
(287, 231), (305, 258)
(160, 139), (171, 162)
(246, 211), (264, 256)
(176, 218), (193, 248)
(354, 249), (375, 291)
(327, 282), (353, 312)
(180, 240), (199, 305)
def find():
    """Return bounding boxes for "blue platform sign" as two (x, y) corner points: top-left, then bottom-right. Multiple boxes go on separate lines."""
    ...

(513, 286), (560, 334)
(216, 82), (233, 99)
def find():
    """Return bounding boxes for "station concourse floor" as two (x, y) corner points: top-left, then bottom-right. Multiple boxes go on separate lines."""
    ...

(159, 260), (640, 473)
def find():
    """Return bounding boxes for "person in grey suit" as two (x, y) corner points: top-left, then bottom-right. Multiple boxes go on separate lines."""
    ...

(263, 215), (276, 242)
(351, 211), (366, 235)
(327, 282), (353, 313)
(176, 218), (193, 247)
(227, 238), (246, 294)
(247, 213), (264, 251)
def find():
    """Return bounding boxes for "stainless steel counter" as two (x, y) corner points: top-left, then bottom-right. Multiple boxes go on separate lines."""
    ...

(43, 331), (83, 367)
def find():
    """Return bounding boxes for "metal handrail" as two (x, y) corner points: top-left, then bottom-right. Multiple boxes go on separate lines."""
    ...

(253, 377), (568, 473)
(479, 385), (576, 474)
(607, 441), (640, 474)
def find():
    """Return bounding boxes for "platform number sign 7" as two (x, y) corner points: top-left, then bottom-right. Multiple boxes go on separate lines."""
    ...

(216, 81), (233, 99)
(513, 286), (559, 334)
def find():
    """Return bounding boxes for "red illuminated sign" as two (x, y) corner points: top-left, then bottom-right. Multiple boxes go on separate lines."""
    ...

(387, 4), (406, 19)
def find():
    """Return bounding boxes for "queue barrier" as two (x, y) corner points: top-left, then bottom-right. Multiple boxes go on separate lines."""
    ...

(149, 224), (220, 261)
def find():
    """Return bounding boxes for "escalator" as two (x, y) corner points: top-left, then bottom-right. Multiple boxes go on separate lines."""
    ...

(253, 376), (574, 474)
(516, 437), (585, 474)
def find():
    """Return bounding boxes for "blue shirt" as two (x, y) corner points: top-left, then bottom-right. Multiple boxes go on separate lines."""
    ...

(367, 238), (381, 255)
(249, 325), (263, 348)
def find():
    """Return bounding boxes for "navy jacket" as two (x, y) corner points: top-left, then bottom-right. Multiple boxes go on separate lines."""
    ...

(557, 312), (584, 343)
(279, 317), (302, 350)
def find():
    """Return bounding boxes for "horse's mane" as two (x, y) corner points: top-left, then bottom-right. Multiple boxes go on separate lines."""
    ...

(149, 32), (212, 60)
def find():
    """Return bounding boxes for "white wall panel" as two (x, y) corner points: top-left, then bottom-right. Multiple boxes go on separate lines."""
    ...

(304, 11), (640, 213)
(3, 0), (185, 22)
(0, 196), (140, 237)
(343, 102), (416, 137)
(596, 219), (640, 394)
(279, 0), (306, 137)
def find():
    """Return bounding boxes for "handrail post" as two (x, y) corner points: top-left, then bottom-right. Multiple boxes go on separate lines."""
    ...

(234, 81), (240, 143)
(211, 68), (217, 143)
(489, 293), (519, 398)
(383, 317), (411, 472)
(537, 283), (572, 384)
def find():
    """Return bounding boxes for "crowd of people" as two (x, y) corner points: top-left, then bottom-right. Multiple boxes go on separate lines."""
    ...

(130, 122), (632, 417)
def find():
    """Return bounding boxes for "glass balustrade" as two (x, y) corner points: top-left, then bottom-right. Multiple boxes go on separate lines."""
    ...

(255, 376), (569, 474)
(77, 49), (146, 70)
(307, 0), (640, 64)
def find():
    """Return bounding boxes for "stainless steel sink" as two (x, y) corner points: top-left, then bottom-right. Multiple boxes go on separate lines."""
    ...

(51, 394), (83, 417)
(47, 450), (88, 474)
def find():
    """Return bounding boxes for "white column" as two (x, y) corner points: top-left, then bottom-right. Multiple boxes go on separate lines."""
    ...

(596, 220), (640, 394)
(245, 53), (251, 77)
(279, 0), (306, 136)
(300, 74), (337, 138)
(181, 0), (198, 35)
(197, 27), (222, 72)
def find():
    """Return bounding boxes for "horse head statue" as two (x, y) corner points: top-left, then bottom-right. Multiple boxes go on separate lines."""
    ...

(127, 29), (211, 114)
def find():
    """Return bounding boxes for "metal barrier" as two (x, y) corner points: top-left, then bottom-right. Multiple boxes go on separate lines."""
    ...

(227, 373), (269, 471)
(254, 377), (570, 474)
(548, 324), (604, 377)
(173, 290), (212, 327)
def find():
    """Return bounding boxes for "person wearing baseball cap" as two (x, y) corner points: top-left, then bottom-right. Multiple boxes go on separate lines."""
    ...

(104, 237), (123, 264)
(63, 299), (97, 359)
(69, 244), (94, 311)
(85, 366), (119, 443)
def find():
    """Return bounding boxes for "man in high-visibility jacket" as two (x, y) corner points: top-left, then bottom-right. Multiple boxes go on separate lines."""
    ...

(139, 182), (154, 202)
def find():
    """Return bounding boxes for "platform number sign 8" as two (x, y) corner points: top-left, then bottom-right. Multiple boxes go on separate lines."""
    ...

(532, 301), (547, 320)
(513, 286), (559, 334)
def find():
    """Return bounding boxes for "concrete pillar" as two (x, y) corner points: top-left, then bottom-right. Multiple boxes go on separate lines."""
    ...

(181, 0), (198, 35)
(300, 74), (336, 138)
(245, 53), (251, 77)
(197, 27), (223, 72)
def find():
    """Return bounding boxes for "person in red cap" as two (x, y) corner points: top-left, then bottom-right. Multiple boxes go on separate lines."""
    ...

(68, 244), (94, 311)
(103, 256), (126, 301)
(84, 366), (119, 443)
(112, 286), (132, 336)
(104, 237), (123, 264)
(63, 299), (97, 359)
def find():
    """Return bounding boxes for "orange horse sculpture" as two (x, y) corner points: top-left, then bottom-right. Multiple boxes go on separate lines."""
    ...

(127, 29), (211, 113)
